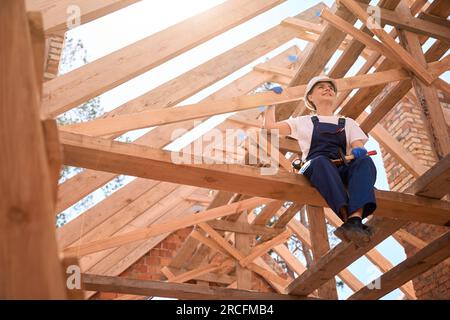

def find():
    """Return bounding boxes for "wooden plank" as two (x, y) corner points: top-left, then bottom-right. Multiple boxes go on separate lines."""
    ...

(64, 197), (274, 257)
(396, 1), (450, 158)
(348, 231), (450, 300)
(324, 208), (416, 299)
(286, 217), (407, 296)
(247, 261), (291, 290)
(82, 198), (197, 298)
(59, 68), (413, 136)
(25, 0), (141, 34)
(45, 25), (297, 119)
(78, 186), (198, 272)
(266, 212), (366, 293)
(240, 229), (292, 267)
(320, 9), (399, 63)
(356, 3), (450, 42)
(162, 266), (236, 285)
(41, 119), (63, 205)
(252, 200), (285, 226)
(406, 153), (450, 199)
(81, 274), (313, 300)
(393, 229), (450, 266)
(339, 0), (434, 84)
(339, 16), (448, 121)
(198, 222), (245, 261)
(56, 178), (160, 248)
(190, 229), (229, 256)
(306, 205), (338, 299)
(41, 0), (285, 116)
(327, 0), (413, 80)
(166, 262), (226, 284)
(197, 218), (291, 293)
(170, 191), (236, 269)
(27, 11), (45, 86)
(208, 219), (284, 236)
(359, 112), (428, 177)
(60, 132), (450, 226)
(275, 0), (372, 121)
(359, 80), (412, 133)
(53, 46), (293, 213)
(365, 247), (416, 299)
(64, 182), (179, 250)
(273, 244), (306, 275)
(236, 211), (253, 290)
(0, 0), (66, 299)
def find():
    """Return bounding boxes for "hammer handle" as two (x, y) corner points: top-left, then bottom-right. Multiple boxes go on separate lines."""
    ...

(331, 150), (377, 164)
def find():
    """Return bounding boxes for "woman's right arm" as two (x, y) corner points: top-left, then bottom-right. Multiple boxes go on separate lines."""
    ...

(263, 105), (291, 136)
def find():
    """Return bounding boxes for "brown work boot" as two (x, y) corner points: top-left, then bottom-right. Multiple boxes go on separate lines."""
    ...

(334, 220), (371, 243)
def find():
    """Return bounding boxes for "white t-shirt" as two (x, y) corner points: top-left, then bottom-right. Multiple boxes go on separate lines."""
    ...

(284, 115), (368, 161)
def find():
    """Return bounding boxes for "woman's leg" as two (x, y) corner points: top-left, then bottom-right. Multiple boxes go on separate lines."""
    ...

(302, 155), (348, 221)
(346, 157), (377, 219)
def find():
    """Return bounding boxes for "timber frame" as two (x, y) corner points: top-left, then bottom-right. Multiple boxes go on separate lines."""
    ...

(1, 0), (449, 300)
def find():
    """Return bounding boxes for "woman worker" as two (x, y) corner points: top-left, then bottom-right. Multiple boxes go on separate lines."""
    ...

(264, 76), (377, 243)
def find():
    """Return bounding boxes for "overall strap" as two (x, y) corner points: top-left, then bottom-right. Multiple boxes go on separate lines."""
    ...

(337, 116), (346, 128)
(311, 115), (319, 125)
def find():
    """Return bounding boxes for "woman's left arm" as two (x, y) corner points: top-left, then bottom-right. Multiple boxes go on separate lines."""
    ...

(351, 140), (365, 149)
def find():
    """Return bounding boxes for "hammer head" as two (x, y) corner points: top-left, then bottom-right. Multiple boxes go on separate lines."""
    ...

(338, 148), (349, 166)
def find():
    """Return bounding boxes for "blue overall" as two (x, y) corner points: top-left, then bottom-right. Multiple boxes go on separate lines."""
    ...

(301, 116), (377, 221)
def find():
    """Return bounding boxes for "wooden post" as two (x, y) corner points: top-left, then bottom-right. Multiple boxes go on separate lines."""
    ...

(0, 0), (66, 299)
(235, 211), (254, 290)
(396, 1), (450, 159)
(306, 205), (338, 299)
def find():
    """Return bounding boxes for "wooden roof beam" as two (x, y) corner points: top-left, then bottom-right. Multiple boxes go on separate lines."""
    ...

(60, 132), (450, 226)
(406, 153), (450, 199)
(348, 231), (450, 300)
(356, 2), (450, 42)
(54, 45), (296, 213)
(338, 0), (434, 84)
(26, 0), (142, 35)
(41, 0), (285, 117)
(324, 209), (416, 299)
(81, 274), (314, 300)
(275, 0), (372, 121)
(59, 67), (416, 137)
(396, 0), (450, 158)
(63, 197), (274, 257)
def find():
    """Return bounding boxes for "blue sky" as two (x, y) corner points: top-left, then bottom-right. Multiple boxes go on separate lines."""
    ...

(63, 0), (449, 299)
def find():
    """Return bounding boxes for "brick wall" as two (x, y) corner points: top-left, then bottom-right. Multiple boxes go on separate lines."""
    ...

(379, 90), (449, 300)
(92, 227), (279, 300)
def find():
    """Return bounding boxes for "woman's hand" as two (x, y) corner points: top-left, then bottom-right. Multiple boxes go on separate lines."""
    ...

(351, 147), (368, 159)
(262, 86), (291, 136)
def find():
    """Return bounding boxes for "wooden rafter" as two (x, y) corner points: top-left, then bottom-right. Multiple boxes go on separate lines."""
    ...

(348, 231), (450, 300)
(81, 274), (314, 300)
(41, 0), (284, 116)
(60, 132), (450, 226)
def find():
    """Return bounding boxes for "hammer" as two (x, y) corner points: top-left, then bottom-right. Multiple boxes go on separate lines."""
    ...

(332, 149), (377, 165)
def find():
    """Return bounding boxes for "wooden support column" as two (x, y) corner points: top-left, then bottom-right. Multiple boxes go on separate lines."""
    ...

(0, 0), (66, 299)
(236, 211), (253, 290)
(306, 206), (338, 300)
(396, 1), (450, 159)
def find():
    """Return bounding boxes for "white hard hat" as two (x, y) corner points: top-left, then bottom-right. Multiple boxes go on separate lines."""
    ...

(304, 75), (337, 111)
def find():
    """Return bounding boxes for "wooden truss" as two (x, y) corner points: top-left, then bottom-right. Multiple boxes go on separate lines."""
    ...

(1, 0), (449, 299)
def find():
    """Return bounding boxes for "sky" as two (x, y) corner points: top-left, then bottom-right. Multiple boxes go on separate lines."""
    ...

(62, 0), (449, 300)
